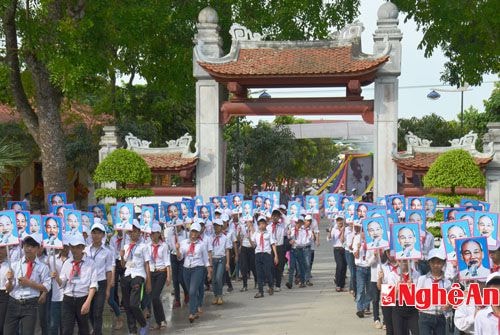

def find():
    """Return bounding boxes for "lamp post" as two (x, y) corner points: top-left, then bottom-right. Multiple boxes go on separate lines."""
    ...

(427, 84), (471, 131)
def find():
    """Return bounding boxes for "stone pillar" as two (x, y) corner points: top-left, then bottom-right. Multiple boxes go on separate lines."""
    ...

(193, 7), (225, 199)
(97, 125), (119, 203)
(483, 123), (500, 212)
(373, 1), (402, 197)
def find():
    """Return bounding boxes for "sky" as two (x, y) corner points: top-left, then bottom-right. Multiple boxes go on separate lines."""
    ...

(246, 0), (497, 124)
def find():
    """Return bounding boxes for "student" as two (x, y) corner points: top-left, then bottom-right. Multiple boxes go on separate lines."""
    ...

(285, 216), (307, 288)
(120, 221), (152, 334)
(377, 248), (398, 335)
(251, 216), (278, 298)
(196, 220), (212, 314)
(416, 249), (451, 335)
(352, 222), (374, 318)
(0, 247), (10, 334)
(108, 229), (126, 330)
(330, 216), (347, 292)
(221, 216), (236, 293)
(56, 234), (97, 335)
(369, 249), (383, 329)
(175, 222), (212, 323)
(268, 209), (286, 291)
(391, 260), (420, 335)
(211, 219), (231, 305)
(304, 215), (320, 285)
(166, 220), (188, 308)
(4, 235), (51, 335)
(148, 223), (170, 330)
(238, 217), (257, 291)
(49, 237), (70, 335)
(85, 222), (114, 335)
(474, 273), (500, 334)
(344, 218), (357, 297)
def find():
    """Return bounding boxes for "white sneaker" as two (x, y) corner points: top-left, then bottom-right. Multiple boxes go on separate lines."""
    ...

(374, 320), (383, 329)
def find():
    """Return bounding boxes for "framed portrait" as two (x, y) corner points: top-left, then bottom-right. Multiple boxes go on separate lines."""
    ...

(209, 196), (222, 210)
(362, 216), (389, 250)
(407, 197), (425, 211)
(324, 193), (340, 215)
(42, 215), (63, 249)
(0, 210), (19, 246)
(344, 201), (357, 221)
(53, 204), (74, 219)
(15, 210), (30, 238)
(292, 195), (304, 208)
(110, 206), (117, 225)
(473, 212), (498, 247)
(180, 201), (194, 219)
(287, 201), (300, 220)
(7, 201), (27, 211)
(387, 212), (400, 226)
(197, 205), (212, 222)
(193, 195), (204, 207)
(460, 198), (480, 207)
(252, 195), (264, 211)
(440, 220), (471, 261)
(230, 193), (243, 212)
(29, 214), (42, 235)
(64, 210), (82, 236)
(456, 236), (490, 281)
(354, 202), (370, 221)
(81, 212), (94, 228)
(88, 204), (107, 222)
(140, 206), (154, 233)
(366, 209), (387, 219)
(305, 195), (319, 214)
(424, 197), (438, 218)
(405, 210), (426, 230)
(47, 192), (67, 211)
(391, 223), (422, 260)
(376, 197), (387, 207)
(346, 155), (373, 194)
(339, 196), (353, 211)
(269, 192), (280, 209)
(263, 198), (274, 215)
(387, 195), (405, 215)
(241, 200), (253, 221)
(164, 203), (180, 223)
(114, 202), (134, 231)
(160, 201), (170, 221)
(443, 207), (466, 222)
(142, 204), (159, 221)
(220, 196), (231, 211)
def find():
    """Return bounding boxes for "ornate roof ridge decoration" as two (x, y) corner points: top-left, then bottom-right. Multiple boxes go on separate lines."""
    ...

(125, 133), (199, 159)
(393, 131), (495, 160)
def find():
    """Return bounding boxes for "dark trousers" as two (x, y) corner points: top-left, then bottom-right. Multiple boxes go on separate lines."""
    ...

(392, 304), (419, 335)
(121, 275), (146, 333)
(272, 245), (286, 288)
(288, 248), (306, 285)
(370, 282), (381, 322)
(113, 259), (125, 306)
(333, 247), (347, 288)
(0, 290), (8, 335)
(240, 246), (256, 288)
(224, 249), (234, 289)
(151, 271), (167, 324)
(170, 254), (187, 302)
(48, 301), (62, 335)
(89, 280), (106, 335)
(382, 306), (394, 335)
(255, 252), (273, 294)
(3, 297), (38, 335)
(183, 266), (205, 315)
(61, 295), (90, 335)
(39, 290), (51, 335)
(418, 312), (446, 335)
(345, 251), (357, 293)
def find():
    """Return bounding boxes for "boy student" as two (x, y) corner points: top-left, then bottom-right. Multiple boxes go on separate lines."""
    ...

(148, 223), (170, 330)
(416, 249), (451, 335)
(251, 216), (278, 298)
(56, 234), (97, 335)
(0, 246), (10, 333)
(329, 216), (347, 292)
(285, 216), (307, 289)
(268, 209), (286, 291)
(352, 221), (374, 318)
(221, 215), (237, 293)
(120, 221), (152, 335)
(166, 220), (188, 308)
(4, 235), (50, 335)
(175, 222), (211, 323)
(304, 215), (320, 285)
(238, 217), (257, 292)
(108, 229), (126, 330)
(85, 222), (114, 335)
(49, 237), (70, 335)
(211, 219), (231, 305)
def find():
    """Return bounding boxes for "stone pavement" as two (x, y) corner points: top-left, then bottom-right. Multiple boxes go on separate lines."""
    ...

(105, 234), (384, 335)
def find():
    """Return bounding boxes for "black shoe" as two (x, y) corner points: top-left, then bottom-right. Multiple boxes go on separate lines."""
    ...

(240, 287), (248, 292)
(268, 288), (274, 295)
(227, 287), (234, 293)
(254, 292), (264, 298)
(306, 281), (313, 286)
(285, 282), (292, 289)
(356, 311), (365, 318)
(299, 283), (306, 288)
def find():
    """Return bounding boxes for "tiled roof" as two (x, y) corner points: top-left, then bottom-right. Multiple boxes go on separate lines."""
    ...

(140, 153), (198, 171)
(199, 46), (388, 76)
(394, 152), (492, 169)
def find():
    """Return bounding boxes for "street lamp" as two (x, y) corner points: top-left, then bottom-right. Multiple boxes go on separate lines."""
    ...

(427, 84), (471, 130)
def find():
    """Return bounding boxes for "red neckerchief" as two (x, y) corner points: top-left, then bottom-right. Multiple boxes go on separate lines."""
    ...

(272, 223), (277, 234)
(70, 260), (82, 280)
(126, 243), (136, 259)
(213, 235), (220, 247)
(116, 236), (123, 249)
(389, 263), (399, 274)
(188, 241), (196, 256)
(25, 259), (34, 279)
(402, 273), (410, 283)
(491, 265), (500, 273)
(152, 244), (160, 261)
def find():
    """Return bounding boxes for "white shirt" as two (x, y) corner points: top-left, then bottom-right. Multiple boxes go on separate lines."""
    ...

(165, 227), (187, 255)
(43, 237), (63, 248)
(51, 256), (69, 302)
(85, 244), (114, 281)
(109, 234), (129, 260)
(238, 222), (254, 248)
(416, 273), (452, 315)
(353, 235), (375, 267)
(123, 241), (151, 279)
(267, 222), (285, 246)
(459, 266), (490, 281)
(178, 239), (209, 268)
(59, 256), (98, 298)
(211, 233), (231, 258)
(9, 257), (51, 300)
(294, 227), (310, 247)
(148, 241), (170, 271)
(454, 304), (476, 334)
(0, 261), (10, 290)
(330, 225), (344, 248)
(344, 226), (355, 252)
(251, 230), (276, 254)
(474, 306), (499, 335)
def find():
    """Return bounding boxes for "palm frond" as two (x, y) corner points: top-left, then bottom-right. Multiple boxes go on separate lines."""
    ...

(0, 137), (32, 175)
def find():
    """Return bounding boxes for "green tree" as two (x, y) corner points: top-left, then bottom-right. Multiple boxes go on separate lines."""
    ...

(93, 149), (153, 201)
(393, 0), (499, 86)
(423, 149), (485, 205)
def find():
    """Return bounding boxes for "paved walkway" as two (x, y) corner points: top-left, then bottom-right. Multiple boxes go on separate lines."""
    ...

(106, 234), (383, 335)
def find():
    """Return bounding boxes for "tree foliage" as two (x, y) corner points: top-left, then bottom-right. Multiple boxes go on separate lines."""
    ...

(423, 149), (485, 192)
(393, 0), (499, 86)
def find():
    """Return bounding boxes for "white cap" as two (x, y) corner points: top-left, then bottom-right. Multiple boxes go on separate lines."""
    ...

(93, 217), (102, 225)
(427, 248), (446, 261)
(69, 234), (86, 246)
(24, 234), (42, 246)
(213, 219), (224, 226)
(304, 214), (312, 221)
(221, 214), (229, 222)
(151, 223), (162, 233)
(190, 222), (202, 232)
(62, 236), (70, 246)
(214, 208), (223, 214)
(194, 218), (204, 225)
(279, 204), (287, 211)
(90, 222), (106, 233)
(257, 216), (267, 223)
(132, 219), (141, 230)
(485, 272), (500, 285)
